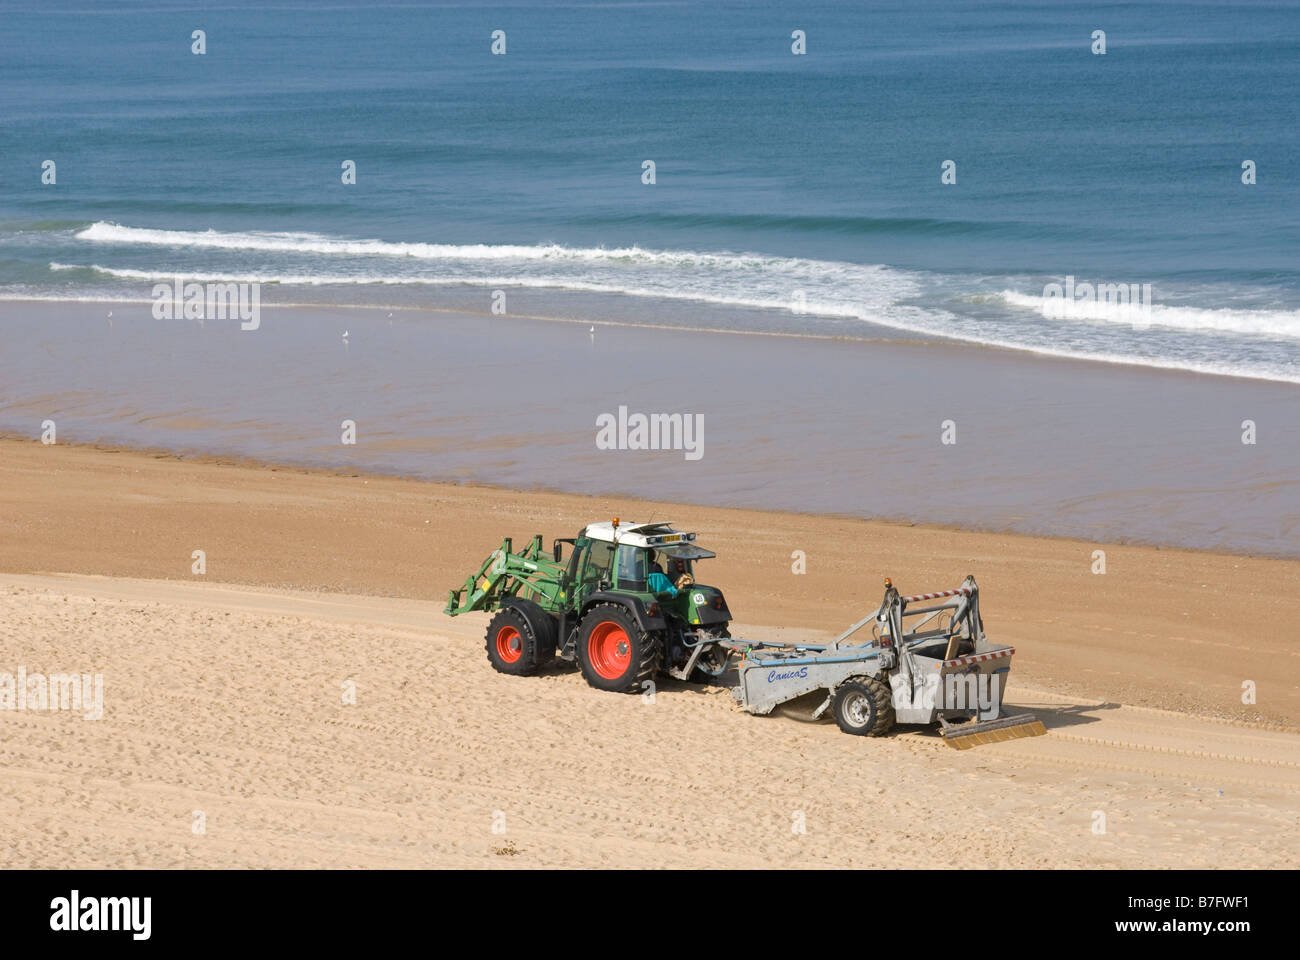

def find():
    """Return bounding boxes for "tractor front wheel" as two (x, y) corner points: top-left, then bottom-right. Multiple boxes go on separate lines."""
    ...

(484, 607), (549, 676)
(831, 676), (896, 737)
(576, 604), (662, 694)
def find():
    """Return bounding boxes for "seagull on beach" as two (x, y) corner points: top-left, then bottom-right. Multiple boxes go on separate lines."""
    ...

(341, 329), (350, 343)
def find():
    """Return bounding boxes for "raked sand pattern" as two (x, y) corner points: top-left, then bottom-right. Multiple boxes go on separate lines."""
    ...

(1, 574), (1295, 869)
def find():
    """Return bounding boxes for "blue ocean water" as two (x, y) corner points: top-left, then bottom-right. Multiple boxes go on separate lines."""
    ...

(2, 0), (1299, 380)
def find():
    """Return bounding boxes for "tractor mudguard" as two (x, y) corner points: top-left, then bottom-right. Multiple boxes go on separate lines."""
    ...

(499, 596), (554, 631)
(499, 597), (559, 656)
(579, 593), (666, 634)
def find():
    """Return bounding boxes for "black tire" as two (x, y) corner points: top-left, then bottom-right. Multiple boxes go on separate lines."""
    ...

(831, 676), (896, 737)
(576, 603), (662, 693)
(503, 598), (556, 667)
(532, 613), (557, 666)
(484, 607), (549, 676)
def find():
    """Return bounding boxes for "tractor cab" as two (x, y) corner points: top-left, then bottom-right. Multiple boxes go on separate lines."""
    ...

(563, 520), (732, 679)
(650, 542), (712, 589)
(574, 521), (727, 613)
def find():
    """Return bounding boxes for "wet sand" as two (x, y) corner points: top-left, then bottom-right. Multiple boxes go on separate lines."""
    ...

(1, 299), (1297, 557)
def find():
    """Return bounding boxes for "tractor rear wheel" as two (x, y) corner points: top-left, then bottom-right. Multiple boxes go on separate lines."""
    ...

(484, 607), (550, 676)
(831, 676), (895, 737)
(576, 604), (662, 693)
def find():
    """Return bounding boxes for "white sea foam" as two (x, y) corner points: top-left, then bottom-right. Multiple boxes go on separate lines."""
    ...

(998, 289), (1300, 340)
(50, 223), (1300, 384)
(55, 259), (919, 323)
(75, 221), (813, 270)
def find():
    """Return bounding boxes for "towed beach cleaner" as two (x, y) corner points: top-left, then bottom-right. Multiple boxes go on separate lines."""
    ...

(444, 520), (1045, 748)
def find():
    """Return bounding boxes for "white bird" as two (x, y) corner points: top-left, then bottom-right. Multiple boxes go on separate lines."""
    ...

(589, 325), (595, 335)
(341, 330), (350, 341)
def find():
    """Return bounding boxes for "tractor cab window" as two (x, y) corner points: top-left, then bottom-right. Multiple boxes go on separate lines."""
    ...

(659, 543), (716, 583)
(614, 544), (648, 591)
(580, 540), (616, 592)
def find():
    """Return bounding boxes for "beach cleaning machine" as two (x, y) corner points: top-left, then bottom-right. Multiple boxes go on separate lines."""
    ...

(724, 575), (1046, 748)
(444, 520), (1045, 749)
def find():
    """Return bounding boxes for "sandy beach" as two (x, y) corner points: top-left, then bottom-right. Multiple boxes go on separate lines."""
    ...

(1, 437), (1297, 868)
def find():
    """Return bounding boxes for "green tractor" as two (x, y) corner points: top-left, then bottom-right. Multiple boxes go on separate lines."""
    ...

(444, 520), (733, 692)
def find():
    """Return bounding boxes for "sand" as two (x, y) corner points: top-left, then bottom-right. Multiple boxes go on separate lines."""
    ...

(1, 437), (1297, 867)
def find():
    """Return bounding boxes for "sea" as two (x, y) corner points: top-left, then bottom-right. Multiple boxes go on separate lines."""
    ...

(1, 0), (1298, 555)
(2, 0), (1298, 380)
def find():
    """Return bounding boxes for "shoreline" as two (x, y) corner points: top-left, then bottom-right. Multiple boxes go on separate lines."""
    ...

(3, 299), (1297, 560)
(2, 293), (1296, 387)
(3, 436), (1297, 729)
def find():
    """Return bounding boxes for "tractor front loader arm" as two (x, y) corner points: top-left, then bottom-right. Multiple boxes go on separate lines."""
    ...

(444, 535), (567, 616)
(445, 537), (516, 616)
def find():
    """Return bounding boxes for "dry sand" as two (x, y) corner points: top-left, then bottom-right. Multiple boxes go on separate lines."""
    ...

(0, 437), (1297, 867)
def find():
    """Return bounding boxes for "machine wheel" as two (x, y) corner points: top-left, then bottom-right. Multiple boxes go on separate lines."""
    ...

(689, 626), (733, 684)
(484, 607), (550, 676)
(831, 676), (895, 737)
(576, 603), (662, 693)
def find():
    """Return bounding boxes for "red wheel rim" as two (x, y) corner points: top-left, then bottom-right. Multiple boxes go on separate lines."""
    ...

(496, 625), (523, 663)
(587, 621), (631, 679)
